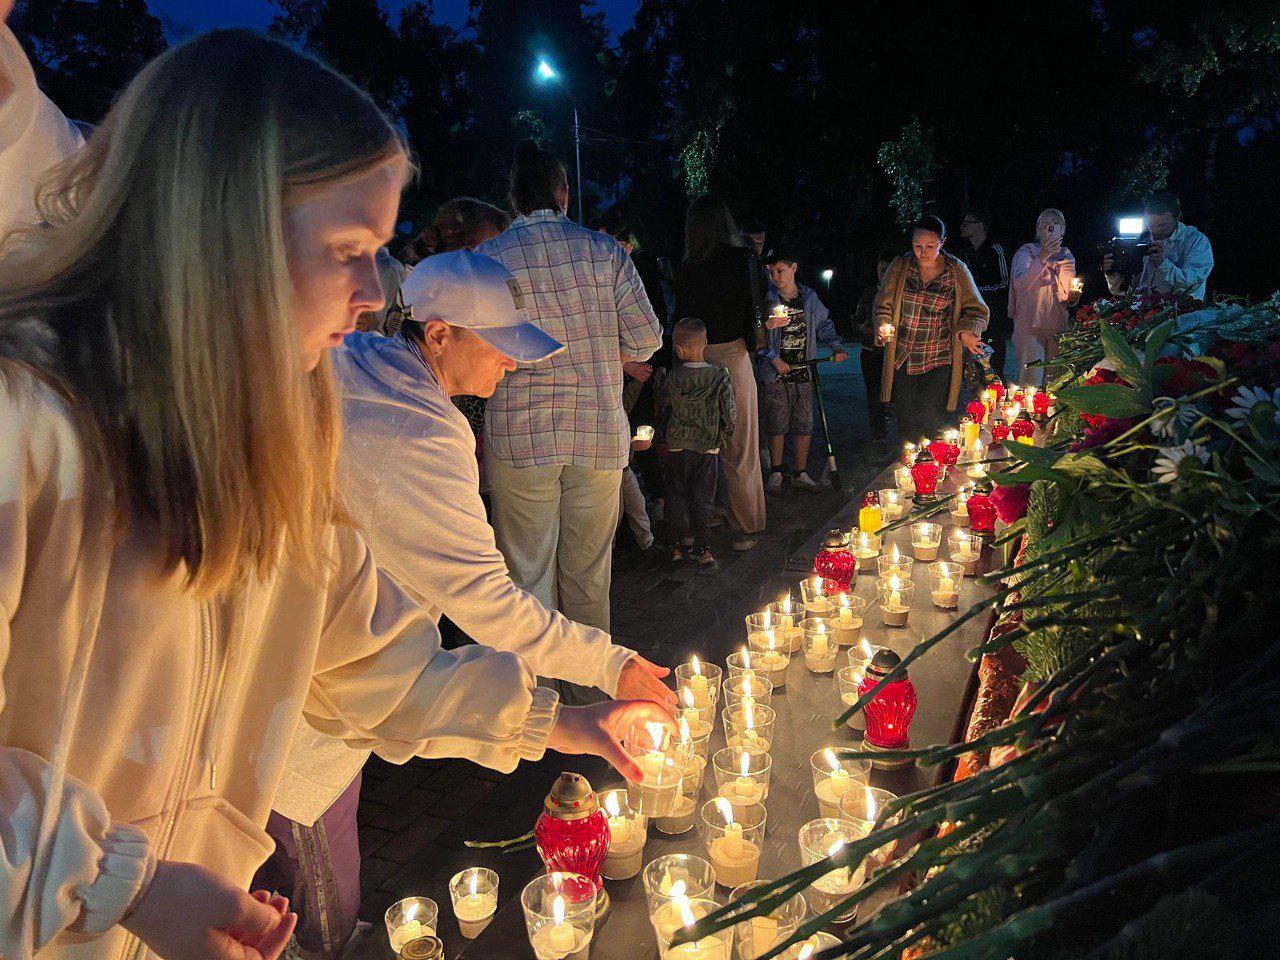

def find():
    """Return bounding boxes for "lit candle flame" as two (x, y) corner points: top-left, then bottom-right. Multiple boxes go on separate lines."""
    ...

(604, 791), (622, 818)
(743, 675), (754, 696)
(781, 594), (792, 616)
(839, 593), (850, 610)
(740, 645), (751, 669)
(646, 721), (667, 752)
(889, 573), (902, 593)
(827, 837), (846, 859)
(797, 944), (816, 960)
(678, 896), (698, 929)
(861, 637), (874, 659)
(891, 543), (900, 563)
(762, 609), (772, 629)
(714, 797), (735, 825)
(811, 576), (823, 595)
(740, 751), (751, 777)
(681, 687), (695, 709)
(679, 716), (691, 743)
(823, 747), (840, 772)
(470, 873), (478, 896)
(691, 655), (701, 676)
(816, 621), (826, 636)
(744, 700), (756, 730)
(552, 895), (566, 926)
(765, 628), (777, 651)
(668, 879), (687, 901)
(860, 531), (870, 550)
(865, 785), (877, 820)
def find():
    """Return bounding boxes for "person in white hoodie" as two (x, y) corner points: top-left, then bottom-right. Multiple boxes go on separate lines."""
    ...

(0, 24), (668, 960)
(1008, 208), (1081, 387)
(267, 249), (675, 957)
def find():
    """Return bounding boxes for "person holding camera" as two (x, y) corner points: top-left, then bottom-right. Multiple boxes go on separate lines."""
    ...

(1104, 193), (1214, 302)
(1009, 208), (1079, 387)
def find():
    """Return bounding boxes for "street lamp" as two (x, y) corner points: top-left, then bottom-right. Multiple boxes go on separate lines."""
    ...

(821, 268), (834, 289)
(533, 57), (585, 226)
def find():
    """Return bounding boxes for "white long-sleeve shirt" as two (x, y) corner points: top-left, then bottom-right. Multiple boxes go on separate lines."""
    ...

(1105, 221), (1214, 301)
(274, 332), (636, 824)
(1009, 242), (1076, 337)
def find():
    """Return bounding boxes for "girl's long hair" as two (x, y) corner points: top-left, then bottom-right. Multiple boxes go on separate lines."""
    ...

(0, 29), (406, 595)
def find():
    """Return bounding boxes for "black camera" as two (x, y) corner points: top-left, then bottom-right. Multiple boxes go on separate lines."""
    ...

(1100, 217), (1156, 276)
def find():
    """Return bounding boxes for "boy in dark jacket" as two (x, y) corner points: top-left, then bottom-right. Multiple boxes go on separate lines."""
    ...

(658, 318), (737, 566)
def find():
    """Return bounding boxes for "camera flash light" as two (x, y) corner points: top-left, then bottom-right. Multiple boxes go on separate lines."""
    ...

(1117, 216), (1145, 237)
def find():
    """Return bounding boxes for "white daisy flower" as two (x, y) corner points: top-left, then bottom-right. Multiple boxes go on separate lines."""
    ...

(1226, 385), (1279, 424)
(1149, 397), (1197, 439)
(1152, 441), (1209, 485)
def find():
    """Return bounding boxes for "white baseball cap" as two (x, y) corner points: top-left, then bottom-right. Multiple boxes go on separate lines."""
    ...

(398, 249), (564, 362)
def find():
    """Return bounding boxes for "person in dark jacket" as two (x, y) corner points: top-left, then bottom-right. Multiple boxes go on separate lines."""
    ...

(674, 195), (767, 551)
(953, 210), (1010, 380)
(657, 318), (737, 568)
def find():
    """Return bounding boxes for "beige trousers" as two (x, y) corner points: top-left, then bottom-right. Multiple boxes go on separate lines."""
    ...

(488, 459), (623, 635)
(704, 339), (767, 535)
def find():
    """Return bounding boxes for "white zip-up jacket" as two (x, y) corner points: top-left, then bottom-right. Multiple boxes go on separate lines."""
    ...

(0, 362), (561, 960)
(274, 332), (635, 825)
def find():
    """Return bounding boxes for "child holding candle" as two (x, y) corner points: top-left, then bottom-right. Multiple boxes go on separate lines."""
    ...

(658, 318), (738, 567)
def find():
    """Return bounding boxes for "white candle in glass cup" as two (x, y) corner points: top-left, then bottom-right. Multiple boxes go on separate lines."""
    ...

(949, 530), (983, 575)
(910, 521), (942, 561)
(600, 789), (648, 880)
(930, 560), (962, 610)
(724, 701), (775, 754)
(877, 574), (914, 627)
(838, 786), (902, 874)
(797, 819), (865, 923)
(712, 748), (771, 815)
(836, 666), (866, 732)
(878, 488), (904, 521)
(875, 543), (913, 580)
(526, 893), (590, 960)
(449, 868), (498, 940)
(768, 594), (805, 652)
(802, 618), (837, 673)
(779, 933), (842, 959)
(852, 529), (879, 570)
(642, 854), (717, 915)
(723, 672), (774, 711)
(676, 656), (721, 712)
(655, 895), (733, 960)
(628, 721), (682, 817)
(744, 628), (790, 687)
(830, 593), (865, 647)
(701, 798), (765, 888)
(968, 439), (988, 479)
(386, 897), (438, 954)
(810, 747), (870, 819)
(950, 486), (972, 524)
(801, 576), (831, 618)
(893, 465), (915, 495)
(729, 881), (806, 960)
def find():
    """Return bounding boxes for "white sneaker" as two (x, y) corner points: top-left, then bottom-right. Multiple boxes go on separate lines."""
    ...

(765, 471), (785, 493)
(794, 471), (822, 490)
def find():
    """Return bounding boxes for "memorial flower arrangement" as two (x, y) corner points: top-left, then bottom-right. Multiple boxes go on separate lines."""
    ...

(686, 293), (1280, 959)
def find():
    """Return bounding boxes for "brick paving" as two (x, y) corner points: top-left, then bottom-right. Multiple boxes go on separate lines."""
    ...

(354, 358), (896, 930)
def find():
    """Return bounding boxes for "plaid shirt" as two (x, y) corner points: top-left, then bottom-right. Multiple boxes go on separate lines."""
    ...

(476, 210), (662, 470)
(896, 259), (956, 375)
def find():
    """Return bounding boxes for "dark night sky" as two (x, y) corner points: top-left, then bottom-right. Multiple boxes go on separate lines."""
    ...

(148, 0), (640, 39)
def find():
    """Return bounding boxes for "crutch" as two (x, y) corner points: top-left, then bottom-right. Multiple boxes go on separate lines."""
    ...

(798, 354), (840, 490)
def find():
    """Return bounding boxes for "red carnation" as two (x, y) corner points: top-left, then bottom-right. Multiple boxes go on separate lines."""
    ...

(1155, 356), (1219, 399)
(990, 483), (1031, 523)
(966, 400), (987, 421)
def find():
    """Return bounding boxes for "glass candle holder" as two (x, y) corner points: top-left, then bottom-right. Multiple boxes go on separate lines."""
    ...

(875, 547), (913, 581)
(909, 450), (943, 501)
(598, 788), (648, 880)
(729, 881), (806, 960)
(798, 819), (866, 923)
(836, 666), (866, 732)
(949, 529), (984, 575)
(654, 751), (707, 836)
(799, 577), (833, 619)
(676, 692), (717, 729)
(967, 440), (988, 479)
(801, 618), (837, 673)
(966, 482), (997, 538)
(899, 442), (916, 467)
(838, 787), (902, 874)
(929, 561), (963, 610)
(723, 672), (774, 711)
(386, 897), (439, 954)
(877, 488), (906, 521)
(846, 637), (883, 675)
(654, 896), (734, 960)
(949, 487), (972, 526)
(909, 521), (943, 561)
(893, 465), (915, 496)
(829, 594), (866, 647)
(929, 434), (961, 467)
(857, 492), (883, 544)
(449, 868), (498, 940)
(700, 798), (766, 888)
(762, 597), (805, 653)
(712, 747), (772, 815)
(876, 575), (915, 627)
(676, 659), (723, 713)
(725, 647), (755, 678)
(810, 747), (871, 819)
(626, 723), (684, 817)
(744, 629), (791, 687)
(851, 529), (880, 570)
(779, 933), (842, 959)
(521, 872), (597, 960)
(642, 854), (717, 914)
(723, 702), (776, 754)
(676, 713), (714, 763)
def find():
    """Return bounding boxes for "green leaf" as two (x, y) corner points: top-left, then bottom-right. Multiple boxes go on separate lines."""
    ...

(991, 463), (1073, 485)
(1055, 383), (1150, 419)
(1100, 318), (1146, 389)
(1000, 440), (1064, 468)
(1143, 319), (1176, 369)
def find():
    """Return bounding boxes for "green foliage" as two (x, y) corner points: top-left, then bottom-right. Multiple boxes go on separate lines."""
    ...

(876, 117), (934, 230)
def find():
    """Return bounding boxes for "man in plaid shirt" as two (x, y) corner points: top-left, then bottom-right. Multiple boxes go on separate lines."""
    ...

(874, 216), (989, 441)
(476, 142), (661, 682)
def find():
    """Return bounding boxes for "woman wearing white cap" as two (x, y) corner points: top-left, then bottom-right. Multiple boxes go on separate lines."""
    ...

(0, 21), (670, 960)
(266, 249), (675, 956)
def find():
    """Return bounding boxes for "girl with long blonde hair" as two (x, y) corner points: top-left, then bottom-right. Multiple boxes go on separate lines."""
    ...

(0, 23), (666, 960)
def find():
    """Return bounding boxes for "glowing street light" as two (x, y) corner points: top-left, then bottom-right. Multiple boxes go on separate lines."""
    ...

(533, 57), (584, 226)
(821, 268), (835, 288)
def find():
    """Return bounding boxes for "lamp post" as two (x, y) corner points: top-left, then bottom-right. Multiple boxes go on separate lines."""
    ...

(534, 58), (585, 226)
